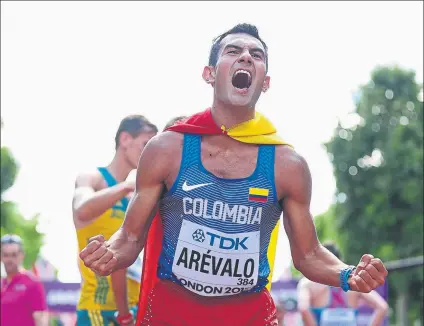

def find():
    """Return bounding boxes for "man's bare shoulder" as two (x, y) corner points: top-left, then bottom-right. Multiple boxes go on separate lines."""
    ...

(275, 145), (310, 176)
(137, 131), (184, 184)
(274, 145), (312, 200)
(75, 168), (105, 190)
(143, 131), (184, 157)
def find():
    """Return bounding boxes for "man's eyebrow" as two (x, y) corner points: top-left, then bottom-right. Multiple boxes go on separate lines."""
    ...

(224, 44), (265, 56)
(223, 44), (242, 52)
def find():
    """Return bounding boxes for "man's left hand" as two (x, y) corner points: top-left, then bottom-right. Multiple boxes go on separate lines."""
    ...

(348, 254), (388, 293)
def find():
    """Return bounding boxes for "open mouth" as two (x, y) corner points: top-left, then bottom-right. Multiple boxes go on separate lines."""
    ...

(232, 69), (252, 90)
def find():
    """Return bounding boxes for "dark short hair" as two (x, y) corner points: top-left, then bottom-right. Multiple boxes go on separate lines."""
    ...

(322, 241), (342, 260)
(163, 116), (187, 131)
(115, 115), (158, 149)
(208, 23), (268, 71)
(1, 234), (23, 251)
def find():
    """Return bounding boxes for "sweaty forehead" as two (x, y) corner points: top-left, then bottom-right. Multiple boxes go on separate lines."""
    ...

(219, 33), (265, 53)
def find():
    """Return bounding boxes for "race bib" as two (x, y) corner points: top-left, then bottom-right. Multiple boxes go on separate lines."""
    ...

(172, 220), (260, 297)
(320, 308), (357, 326)
(126, 255), (143, 282)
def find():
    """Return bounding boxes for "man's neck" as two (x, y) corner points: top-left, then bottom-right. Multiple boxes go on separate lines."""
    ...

(6, 269), (20, 281)
(107, 153), (133, 182)
(211, 101), (255, 130)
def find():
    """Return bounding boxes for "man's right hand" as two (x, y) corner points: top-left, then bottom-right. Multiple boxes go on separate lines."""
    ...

(79, 235), (118, 276)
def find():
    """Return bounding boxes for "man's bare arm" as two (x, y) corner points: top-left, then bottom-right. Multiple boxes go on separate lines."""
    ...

(72, 172), (133, 222)
(280, 151), (347, 287)
(279, 149), (387, 292)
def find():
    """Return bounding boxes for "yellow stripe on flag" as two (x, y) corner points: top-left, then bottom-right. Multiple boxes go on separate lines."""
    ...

(249, 188), (269, 196)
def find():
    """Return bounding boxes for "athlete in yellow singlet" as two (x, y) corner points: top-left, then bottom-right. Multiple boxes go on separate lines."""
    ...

(72, 115), (157, 326)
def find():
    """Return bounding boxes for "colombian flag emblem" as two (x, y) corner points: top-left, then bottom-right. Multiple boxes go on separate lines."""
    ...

(248, 187), (269, 203)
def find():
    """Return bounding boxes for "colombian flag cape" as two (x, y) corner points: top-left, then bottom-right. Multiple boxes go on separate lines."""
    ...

(136, 108), (291, 325)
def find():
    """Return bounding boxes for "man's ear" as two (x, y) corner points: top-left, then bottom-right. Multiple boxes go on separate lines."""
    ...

(262, 76), (270, 93)
(118, 131), (132, 149)
(203, 66), (216, 87)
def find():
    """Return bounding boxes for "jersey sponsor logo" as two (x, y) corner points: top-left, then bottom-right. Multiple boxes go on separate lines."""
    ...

(182, 181), (213, 192)
(206, 231), (249, 250)
(192, 229), (205, 242)
(172, 220), (259, 297)
(192, 229), (249, 250)
(183, 197), (262, 225)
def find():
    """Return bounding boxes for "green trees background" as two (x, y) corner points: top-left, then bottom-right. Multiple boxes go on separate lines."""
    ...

(316, 66), (423, 324)
(1, 120), (44, 268)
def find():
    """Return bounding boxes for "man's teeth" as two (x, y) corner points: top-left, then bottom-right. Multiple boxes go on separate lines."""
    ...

(235, 70), (251, 78)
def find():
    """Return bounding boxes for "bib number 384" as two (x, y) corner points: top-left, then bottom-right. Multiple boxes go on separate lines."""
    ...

(172, 220), (260, 297)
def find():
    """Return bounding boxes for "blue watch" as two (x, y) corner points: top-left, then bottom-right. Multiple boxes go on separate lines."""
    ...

(340, 266), (356, 292)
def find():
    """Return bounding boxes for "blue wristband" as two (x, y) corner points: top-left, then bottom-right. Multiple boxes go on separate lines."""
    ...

(340, 266), (355, 292)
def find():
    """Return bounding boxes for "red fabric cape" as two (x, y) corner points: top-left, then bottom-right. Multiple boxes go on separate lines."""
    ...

(166, 108), (226, 134)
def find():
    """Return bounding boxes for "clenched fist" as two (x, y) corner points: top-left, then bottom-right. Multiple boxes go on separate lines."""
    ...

(348, 254), (388, 293)
(79, 235), (118, 276)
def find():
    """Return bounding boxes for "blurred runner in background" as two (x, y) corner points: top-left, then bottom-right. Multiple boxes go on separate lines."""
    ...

(73, 115), (157, 326)
(297, 241), (389, 326)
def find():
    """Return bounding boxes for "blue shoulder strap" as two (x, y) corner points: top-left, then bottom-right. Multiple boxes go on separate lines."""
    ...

(97, 167), (117, 187)
(97, 167), (129, 210)
(181, 134), (201, 169)
(257, 145), (276, 181)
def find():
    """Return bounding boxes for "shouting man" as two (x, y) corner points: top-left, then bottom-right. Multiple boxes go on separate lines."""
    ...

(80, 24), (388, 326)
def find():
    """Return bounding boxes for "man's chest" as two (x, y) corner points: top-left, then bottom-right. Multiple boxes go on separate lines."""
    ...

(1, 281), (30, 305)
(204, 138), (259, 177)
(201, 148), (258, 179)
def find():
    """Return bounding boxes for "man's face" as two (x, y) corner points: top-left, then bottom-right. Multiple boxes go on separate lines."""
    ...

(1, 243), (23, 275)
(203, 33), (270, 109)
(122, 131), (157, 169)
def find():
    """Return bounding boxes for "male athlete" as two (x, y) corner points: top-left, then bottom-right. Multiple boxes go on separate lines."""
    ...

(297, 242), (389, 326)
(73, 115), (157, 325)
(79, 24), (388, 325)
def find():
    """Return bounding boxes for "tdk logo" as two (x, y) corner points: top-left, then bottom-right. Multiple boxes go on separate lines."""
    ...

(192, 229), (205, 243)
(206, 232), (248, 250)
